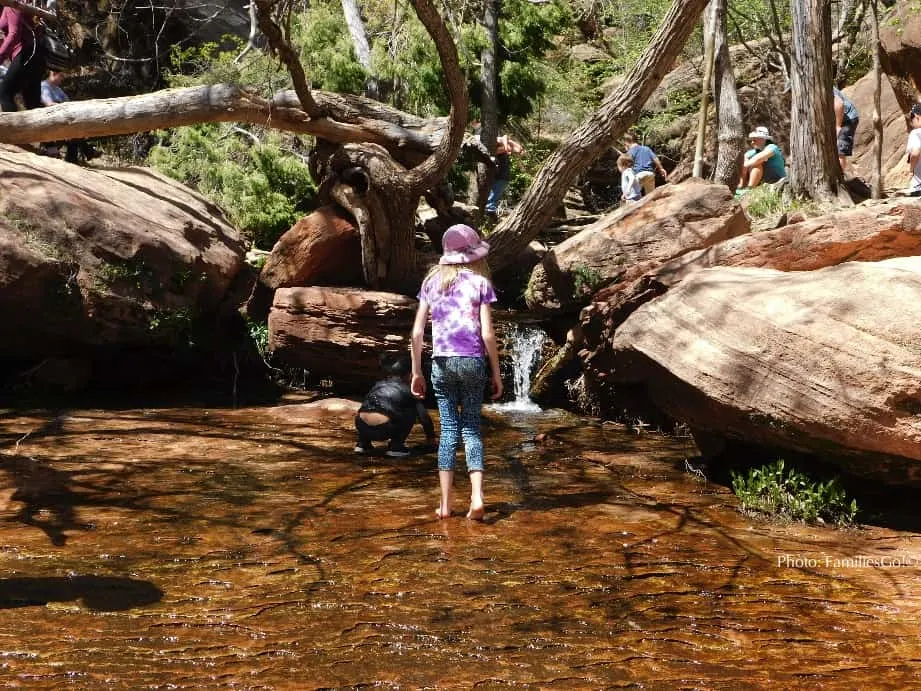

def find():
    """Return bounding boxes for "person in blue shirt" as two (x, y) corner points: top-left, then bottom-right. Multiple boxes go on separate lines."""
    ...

(623, 132), (668, 195)
(738, 126), (786, 192)
(834, 87), (859, 174)
(39, 71), (101, 163)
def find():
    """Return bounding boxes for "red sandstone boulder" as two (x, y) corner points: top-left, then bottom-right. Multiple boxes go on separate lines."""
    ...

(525, 179), (749, 316)
(0, 145), (244, 358)
(610, 257), (921, 484)
(581, 199), (921, 406)
(260, 205), (363, 289)
(847, 71), (913, 190)
(880, 0), (921, 110)
(268, 287), (418, 392)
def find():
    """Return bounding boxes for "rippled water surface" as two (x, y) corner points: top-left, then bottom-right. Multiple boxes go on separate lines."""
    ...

(1, 396), (920, 688)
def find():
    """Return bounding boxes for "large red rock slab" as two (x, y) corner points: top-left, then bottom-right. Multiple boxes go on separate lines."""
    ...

(0, 145), (245, 357)
(847, 71), (913, 189)
(268, 287), (417, 392)
(609, 258), (921, 484)
(525, 179), (749, 316)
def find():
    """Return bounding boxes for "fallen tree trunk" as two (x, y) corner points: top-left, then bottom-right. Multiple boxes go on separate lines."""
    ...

(0, 85), (469, 167)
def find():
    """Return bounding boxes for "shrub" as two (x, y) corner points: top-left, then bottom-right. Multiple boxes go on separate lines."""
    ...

(149, 124), (317, 249)
(731, 458), (858, 526)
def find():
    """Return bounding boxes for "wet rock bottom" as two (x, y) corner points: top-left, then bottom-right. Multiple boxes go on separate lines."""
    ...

(0, 402), (919, 687)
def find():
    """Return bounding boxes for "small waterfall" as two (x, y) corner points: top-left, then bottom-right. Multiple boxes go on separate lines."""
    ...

(492, 324), (546, 413)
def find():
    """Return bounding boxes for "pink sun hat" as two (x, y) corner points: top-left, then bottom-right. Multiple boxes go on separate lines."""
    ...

(439, 224), (490, 265)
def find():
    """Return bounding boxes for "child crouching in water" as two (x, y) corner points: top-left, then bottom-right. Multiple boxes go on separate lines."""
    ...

(355, 353), (435, 457)
(410, 224), (503, 520)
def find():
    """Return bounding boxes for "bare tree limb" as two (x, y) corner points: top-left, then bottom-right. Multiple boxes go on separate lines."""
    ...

(400, 0), (468, 193)
(234, 1), (259, 64)
(252, 0), (325, 118)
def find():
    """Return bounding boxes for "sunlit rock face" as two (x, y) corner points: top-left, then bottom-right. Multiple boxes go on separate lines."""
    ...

(260, 206), (363, 290)
(581, 199), (921, 398)
(0, 144), (245, 361)
(609, 257), (921, 484)
(525, 179), (749, 317)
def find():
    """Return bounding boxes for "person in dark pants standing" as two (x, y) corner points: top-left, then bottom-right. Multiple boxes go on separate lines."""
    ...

(0, 5), (44, 112)
(833, 87), (859, 175)
(485, 133), (524, 216)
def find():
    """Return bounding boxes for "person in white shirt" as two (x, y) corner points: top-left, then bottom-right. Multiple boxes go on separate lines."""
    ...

(906, 103), (921, 195)
(618, 153), (642, 203)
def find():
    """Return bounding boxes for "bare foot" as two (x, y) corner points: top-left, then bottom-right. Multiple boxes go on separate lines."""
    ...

(435, 506), (451, 519)
(466, 502), (485, 521)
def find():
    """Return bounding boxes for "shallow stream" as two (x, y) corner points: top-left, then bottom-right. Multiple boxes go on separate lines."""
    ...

(0, 397), (920, 687)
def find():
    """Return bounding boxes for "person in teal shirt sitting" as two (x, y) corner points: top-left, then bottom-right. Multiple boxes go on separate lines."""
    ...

(738, 126), (786, 192)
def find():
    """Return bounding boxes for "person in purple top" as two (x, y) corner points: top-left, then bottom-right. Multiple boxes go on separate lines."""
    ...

(411, 224), (503, 521)
(0, 5), (44, 112)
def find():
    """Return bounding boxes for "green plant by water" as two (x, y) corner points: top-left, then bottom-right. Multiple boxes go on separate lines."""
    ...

(731, 459), (857, 526)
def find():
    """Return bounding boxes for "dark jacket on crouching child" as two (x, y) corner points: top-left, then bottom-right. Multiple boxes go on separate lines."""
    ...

(356, 371), (435, 456)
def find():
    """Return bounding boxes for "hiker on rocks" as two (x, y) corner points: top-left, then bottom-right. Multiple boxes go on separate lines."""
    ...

(411, 224), (502, 521)
(738, 126), (787, 191)
(834, 87), (859, 174)
(618, 154), (642, 203)
(623, 132), (668, 195)
(0, 4), (44, 112)
(485, 133), (524, 216)
(40, 71), (102, 163)
(904, 103), (921, 196)
(354, 353), (435, 458)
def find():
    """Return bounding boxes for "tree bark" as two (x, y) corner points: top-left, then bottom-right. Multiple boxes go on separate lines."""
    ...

(485, 0), (711, 270)
(340, 0), (381, 99)
(710, 0), (745, 188)
(0, 86), (444, 163)
(788, 0), (841, 202)
(476, 0), (501, 210)
(870, 0), (883, 199)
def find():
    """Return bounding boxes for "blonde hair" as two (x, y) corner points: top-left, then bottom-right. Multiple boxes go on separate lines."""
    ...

(423, 258), (491, 293)
(617, 154), (634, 170)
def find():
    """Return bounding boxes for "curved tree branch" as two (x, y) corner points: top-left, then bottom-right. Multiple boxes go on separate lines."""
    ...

(401, 0), (468, 193)
(252, 0), (325, 118)
(486, 0), (710, 270)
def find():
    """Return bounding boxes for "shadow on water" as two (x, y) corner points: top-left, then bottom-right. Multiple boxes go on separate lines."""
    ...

(0, 576), (163, 610)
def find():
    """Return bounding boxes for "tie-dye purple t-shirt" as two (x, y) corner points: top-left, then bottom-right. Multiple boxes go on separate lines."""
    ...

(418, 270), (497, 357)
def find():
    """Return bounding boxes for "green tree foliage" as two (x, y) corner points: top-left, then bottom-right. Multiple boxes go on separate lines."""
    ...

(149, 123), (317, 249)
(150, 41), (318, 249)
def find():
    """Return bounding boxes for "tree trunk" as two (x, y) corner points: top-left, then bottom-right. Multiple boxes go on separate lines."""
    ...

(340, 0), (381, 99)
(476, 0), (501, 209)
(0, 86), (453, 164)
(870, 0), (883, 199)
(788, 0), (840, 202)
(486, 0), (711, 270)
(693, 2), (717, 179)
(710, 0), (745, 188)
(834, 0), (867, 85)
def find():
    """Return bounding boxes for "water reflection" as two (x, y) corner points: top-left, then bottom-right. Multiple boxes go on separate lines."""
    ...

(0, 400), (918, 685)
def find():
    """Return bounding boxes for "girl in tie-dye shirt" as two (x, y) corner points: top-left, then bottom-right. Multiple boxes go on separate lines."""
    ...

(411, 224), (502, 521)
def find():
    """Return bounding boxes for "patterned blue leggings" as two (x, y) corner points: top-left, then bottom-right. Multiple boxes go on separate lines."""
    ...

(431, 356), (487, 472)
